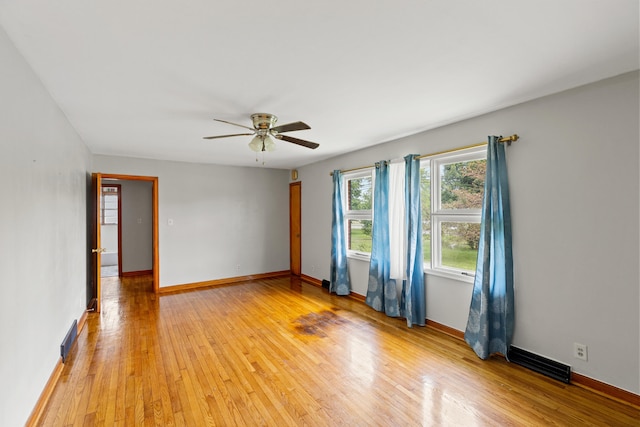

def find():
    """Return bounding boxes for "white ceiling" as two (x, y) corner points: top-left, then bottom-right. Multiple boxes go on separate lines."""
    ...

(1, 1), (638, 169)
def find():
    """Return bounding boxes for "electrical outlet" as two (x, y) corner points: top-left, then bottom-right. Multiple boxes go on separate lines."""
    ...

(236, 264), (241, 272)
(574, 343), (588, 361)
(311, 265), (315, 272)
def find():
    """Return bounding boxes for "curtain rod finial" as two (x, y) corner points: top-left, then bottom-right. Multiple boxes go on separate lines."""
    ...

(504, 134), (519, 146)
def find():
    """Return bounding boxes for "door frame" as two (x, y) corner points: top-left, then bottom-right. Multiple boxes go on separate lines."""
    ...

(92, 173), (159, 312)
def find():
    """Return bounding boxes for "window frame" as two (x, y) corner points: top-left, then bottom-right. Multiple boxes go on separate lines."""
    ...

(100, 184), (120, 225)
(342, 168), (374, 261)
(422, 147), (486, 282)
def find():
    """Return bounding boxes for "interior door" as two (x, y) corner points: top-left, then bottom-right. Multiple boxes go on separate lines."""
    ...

(289, 182), (301, 275)
(89, 173), (105, 312)
(87, 174), (98, 310)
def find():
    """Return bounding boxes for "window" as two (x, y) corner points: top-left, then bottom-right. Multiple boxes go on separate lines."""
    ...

(421, 147), (486, 279)
(343, 169), (373, 258)
(101, 185), (119, 225)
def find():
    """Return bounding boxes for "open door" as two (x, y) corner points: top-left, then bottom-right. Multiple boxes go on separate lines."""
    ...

(89, 173), (105, 312)
(289, 182), (301, 275)
(87, 174), (97, 310)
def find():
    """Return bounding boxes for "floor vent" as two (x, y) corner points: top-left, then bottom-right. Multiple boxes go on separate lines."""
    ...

(508, 346), (571, 384)
(60, 319), (78, 363)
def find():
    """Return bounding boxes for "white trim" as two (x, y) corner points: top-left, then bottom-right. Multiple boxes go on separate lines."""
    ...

(425, 267), (475, 284)
(347, 252), (371, 262)
(421, 145), (486, 278)
(342, 168), (374, 258)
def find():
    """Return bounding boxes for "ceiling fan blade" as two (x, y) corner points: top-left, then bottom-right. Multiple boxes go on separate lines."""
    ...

(203, 133), (254, 140)
(214, 118), (255, 131)
(276, 134), (319, 149)
(271, 121), (311, 133)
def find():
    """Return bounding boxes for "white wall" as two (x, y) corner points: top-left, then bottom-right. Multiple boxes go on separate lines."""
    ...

(0, 26), (91, 426)
(298, 71), (639, 394)
(93, 156), (291, 287)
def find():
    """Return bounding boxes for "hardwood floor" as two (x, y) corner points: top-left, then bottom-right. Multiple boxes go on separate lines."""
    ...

(38, 275), (639, 426)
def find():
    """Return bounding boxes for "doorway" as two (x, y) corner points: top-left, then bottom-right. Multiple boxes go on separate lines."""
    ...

(89, 173), (159, 313)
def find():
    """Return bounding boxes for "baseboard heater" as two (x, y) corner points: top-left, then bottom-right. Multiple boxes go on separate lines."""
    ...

(508, 345), (571, 384)
(60, 319), (78, 363)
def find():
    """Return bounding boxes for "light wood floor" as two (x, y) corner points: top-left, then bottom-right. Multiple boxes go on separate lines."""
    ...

(38, 275), (639, 426)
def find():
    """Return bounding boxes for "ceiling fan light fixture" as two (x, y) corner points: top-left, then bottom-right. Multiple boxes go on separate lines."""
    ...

(264, 135), (276, 152)
(249, 135), (276, 152)
(248, 135), (263, 152)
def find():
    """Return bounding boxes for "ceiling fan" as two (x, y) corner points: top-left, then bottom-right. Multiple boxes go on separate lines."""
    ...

(203, 113), (319, 152)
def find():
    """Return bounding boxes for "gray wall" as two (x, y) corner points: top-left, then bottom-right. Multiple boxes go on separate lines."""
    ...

(98, 180), (153, 271)
(93, 156), (291, 287)
(0, 26), (91, 426)
(120, 179), (153, 272)
(298, 71), (640, 394)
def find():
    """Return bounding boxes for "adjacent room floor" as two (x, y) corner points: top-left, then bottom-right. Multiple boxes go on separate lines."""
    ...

(100, 265), (118, 278)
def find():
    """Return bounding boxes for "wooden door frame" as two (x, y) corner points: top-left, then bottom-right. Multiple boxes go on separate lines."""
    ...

(289, 182), (301, 276)
(93, 173), (159, 312)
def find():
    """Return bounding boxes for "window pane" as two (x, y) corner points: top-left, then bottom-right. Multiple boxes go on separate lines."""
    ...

(103, 195), (118, 209)
(103, 210), (118, 224)
(101, 188), (119, 225)
(441, 222), (480, 271)
(440, 159), (486, 210)
(420, 165), (431, 265)
(348, 219), (372, 253)
(347, 177), (372, 211)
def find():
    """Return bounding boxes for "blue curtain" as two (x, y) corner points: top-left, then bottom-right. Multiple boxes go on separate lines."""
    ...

(330, 170), (351, 295)
(366, 161), (401, 316)
(465, 136), (514, 359)
(400, 154), (426, 327)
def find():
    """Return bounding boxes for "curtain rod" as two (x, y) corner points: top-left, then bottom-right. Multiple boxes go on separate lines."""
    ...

(329, 134), (519, 176)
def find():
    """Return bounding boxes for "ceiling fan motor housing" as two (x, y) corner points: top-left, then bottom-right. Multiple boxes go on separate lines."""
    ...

(251, 113), (277, 130)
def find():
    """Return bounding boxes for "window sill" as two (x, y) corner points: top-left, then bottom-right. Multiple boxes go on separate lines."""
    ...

(347, 252), (371, 262)
(424, 267), (475, 284)
(345, 258), (474, 284)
